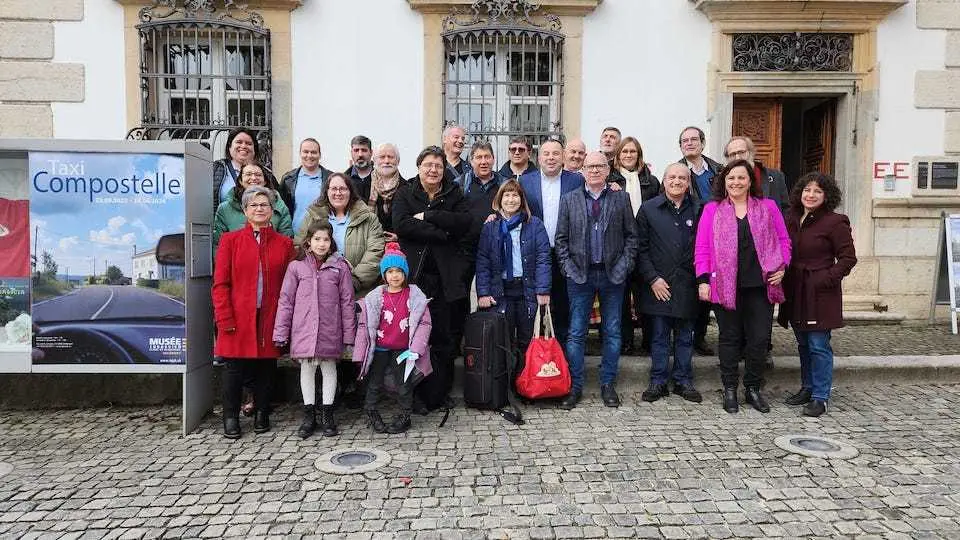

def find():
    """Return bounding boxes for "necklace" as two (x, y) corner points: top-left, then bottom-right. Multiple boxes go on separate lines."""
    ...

(383, 288), (407, 321)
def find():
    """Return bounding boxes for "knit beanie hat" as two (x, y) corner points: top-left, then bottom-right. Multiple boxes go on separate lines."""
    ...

(379, 242), (409, 277)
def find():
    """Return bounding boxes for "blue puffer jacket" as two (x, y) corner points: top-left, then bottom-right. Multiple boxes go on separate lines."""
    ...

(476, 214), (552, 318)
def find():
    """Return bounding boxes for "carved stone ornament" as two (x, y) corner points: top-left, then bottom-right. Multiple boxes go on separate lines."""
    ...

(443, 0), (562, 36)
(138, 0), (264, 28)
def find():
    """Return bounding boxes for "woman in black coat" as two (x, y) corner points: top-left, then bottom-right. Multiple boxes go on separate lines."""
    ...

(392, 146), (474, 412)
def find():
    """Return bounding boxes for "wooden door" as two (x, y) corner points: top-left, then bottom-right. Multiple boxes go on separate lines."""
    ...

(801, 100), (836, 176)
(732, 97), (782, 170)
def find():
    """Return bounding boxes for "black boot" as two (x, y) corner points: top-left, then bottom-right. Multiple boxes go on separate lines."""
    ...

(723, 387), (739, 413)
(253, 410), (271, 433)
(223, 416), (241, 439)
(785, 388), (812, 406)
(320, 405), (339, 437)
(366, 409), (387, 433)
(745, 387), (771, 413)
(802, 399), (826, 417)
(387, 413), (411, 434)
(297, 405), (316, 439)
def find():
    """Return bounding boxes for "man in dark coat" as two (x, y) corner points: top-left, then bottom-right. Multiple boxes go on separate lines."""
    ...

(635, 163), (703, 404)
(677, 126), (723, 355)
(723, 136), (789, 213)
(555, 151), (638, 410)
(392, 146), (475, 412)
(520, 139), (582, 347)
(345, 134), (374, 201)
(498, 135), (538, 179)
(442, 124), (472, 183)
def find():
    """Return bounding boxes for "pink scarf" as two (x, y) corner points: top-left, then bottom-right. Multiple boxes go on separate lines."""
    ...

(712, 197), (785, 309)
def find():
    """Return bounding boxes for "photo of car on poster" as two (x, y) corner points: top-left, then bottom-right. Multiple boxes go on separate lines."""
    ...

(29, 151), (187, 366)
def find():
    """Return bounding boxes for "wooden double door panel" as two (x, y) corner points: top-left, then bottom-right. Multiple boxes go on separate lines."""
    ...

(732, 96), (835, 176)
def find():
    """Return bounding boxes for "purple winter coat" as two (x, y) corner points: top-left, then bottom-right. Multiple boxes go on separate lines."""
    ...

(273, 252), (355, 359)
(353, 284), (433, 381)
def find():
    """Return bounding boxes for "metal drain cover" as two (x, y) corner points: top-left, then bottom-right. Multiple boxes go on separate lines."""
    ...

(0, 463), (12, 478)
(315, 447), (391, 474)
(775, 434), (859, 459)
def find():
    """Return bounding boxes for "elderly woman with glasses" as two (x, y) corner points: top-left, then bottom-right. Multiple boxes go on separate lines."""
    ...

(213, 185), (296, 439)
(393, 146), (475, 413)
(213, 161), (293, 250)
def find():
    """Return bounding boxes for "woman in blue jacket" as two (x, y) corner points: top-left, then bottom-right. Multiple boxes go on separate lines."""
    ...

(476, 179), (552, 370)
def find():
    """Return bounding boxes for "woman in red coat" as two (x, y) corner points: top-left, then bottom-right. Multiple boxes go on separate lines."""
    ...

(213, 185), (295, 439)
(778, 172), (857, 417)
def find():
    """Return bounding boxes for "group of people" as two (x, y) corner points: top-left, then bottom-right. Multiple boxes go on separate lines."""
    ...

(210, 122), (857, 440)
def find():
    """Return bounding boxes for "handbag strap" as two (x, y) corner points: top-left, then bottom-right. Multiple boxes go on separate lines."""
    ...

(541, 304), (556, 340)
(532, 304), (544, 339)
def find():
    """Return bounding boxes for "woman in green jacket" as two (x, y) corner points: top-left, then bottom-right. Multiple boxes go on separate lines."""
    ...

(214, 161), (294, 249)
(296, 173), (385, 298)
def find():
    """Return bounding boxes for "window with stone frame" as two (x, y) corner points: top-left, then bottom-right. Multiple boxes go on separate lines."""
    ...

(442, 0), (564, 161)
(128, 1), (273, 168)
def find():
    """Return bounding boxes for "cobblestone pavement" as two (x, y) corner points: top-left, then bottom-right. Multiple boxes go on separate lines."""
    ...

(2, 383), (960, 539)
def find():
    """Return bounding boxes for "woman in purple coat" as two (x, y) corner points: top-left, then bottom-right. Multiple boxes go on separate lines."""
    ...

(273, 221), (356, 438)
(695, 159), (791, 414)
(778, 173), (857, 417)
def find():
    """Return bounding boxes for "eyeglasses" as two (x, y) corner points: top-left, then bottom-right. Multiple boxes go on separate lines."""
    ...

(421, 163), (444, 171)
(329, 186), (350, 193)
(242, 172), (264, 178)
(726, 149), (750, 159)
(509, 147), (528, 154)
(246, 203), (271, 209)
(584, 164), (609, 171)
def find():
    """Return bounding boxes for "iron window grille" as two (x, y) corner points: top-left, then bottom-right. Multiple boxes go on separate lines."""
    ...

(732, 32), (853, 72)
(442, 0), (564, 163)
(128, 1), (273, 169)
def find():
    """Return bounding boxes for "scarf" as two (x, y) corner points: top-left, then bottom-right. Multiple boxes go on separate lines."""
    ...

(712, 197), (785, 310)
(369, 169), (402, 213)
(499, 213), (526, 279)
(619, 168), (643, 214)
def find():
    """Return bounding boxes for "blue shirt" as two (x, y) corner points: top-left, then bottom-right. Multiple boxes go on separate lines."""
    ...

(693, 167), (715, 202)
(502, 224), (524, 279)
(329, 211), (350, 255)
(292, 168), (323, 230)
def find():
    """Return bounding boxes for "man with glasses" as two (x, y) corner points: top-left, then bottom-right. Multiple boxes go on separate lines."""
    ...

(677, 127), (723, 356)
(346, 135), (374, 202)
(723, 136), (789, 212)
(499, 135), (538, 179)
(555, 151), (638, 410)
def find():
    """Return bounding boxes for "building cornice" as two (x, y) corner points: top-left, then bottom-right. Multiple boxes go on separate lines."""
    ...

(407, 0), (601, 16)
(114, 0), (302, 11)
(693, 0), (905, 31)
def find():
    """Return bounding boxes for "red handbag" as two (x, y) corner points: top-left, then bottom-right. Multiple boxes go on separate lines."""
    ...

(516, 305), (571, 400)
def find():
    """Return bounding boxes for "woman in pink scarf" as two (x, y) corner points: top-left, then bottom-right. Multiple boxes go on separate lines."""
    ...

(694, 159), (790, 414)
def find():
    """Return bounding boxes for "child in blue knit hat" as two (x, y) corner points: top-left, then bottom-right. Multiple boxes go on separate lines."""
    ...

(352, 243), (433, 433)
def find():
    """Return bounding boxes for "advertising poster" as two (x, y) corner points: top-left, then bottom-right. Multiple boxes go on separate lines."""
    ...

(0, 158), (32, 372)
(29, 152), (187, 367)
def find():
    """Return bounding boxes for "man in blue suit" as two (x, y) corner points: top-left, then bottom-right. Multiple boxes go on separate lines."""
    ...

(520, 138), (583, 348)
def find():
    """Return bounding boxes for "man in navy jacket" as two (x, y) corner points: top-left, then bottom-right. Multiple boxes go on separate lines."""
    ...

(520, 139), (582, 350)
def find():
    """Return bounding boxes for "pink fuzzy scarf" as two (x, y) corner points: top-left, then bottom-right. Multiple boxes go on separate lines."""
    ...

(713, 197), (786, 309)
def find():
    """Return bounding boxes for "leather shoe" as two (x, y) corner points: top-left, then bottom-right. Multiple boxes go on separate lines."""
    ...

(722, 387), (739, 413)
(672, 383), (703, 403)
(641, 382), (669, 403)
(745, 387), (771, 413)
(223, 417), (241, 439)
(693, 339), (714, 356)
(802, 399), (826, 417)
(253, 410), (271, 433)
(785, 388), (813, 406)
(558, 390), (582, 410)
(600, 384), (620, 407)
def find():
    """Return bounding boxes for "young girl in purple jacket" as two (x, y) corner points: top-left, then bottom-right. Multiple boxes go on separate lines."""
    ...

(273, 221), (355, 438)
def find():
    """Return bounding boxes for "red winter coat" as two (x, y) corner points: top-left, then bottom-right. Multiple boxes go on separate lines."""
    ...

(778, 210), (857, 331)
(213, 224), (295, 358)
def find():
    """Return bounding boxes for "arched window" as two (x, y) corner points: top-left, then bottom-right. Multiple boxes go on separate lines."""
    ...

(127, 1), (273, 168)
(442, 0), (564, 161)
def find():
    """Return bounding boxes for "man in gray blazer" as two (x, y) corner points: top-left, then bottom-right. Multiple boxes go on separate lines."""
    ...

(555, 151), (639, 409)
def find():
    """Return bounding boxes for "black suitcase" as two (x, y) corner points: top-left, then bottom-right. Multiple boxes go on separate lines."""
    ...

(462, 311), (523, 424)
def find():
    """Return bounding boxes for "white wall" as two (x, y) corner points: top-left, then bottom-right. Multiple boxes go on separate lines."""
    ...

(52, 1), (127, 139)
(874, 0), (946, 198)
(581, 0), (714, 175)
(291, 1), (424, 178)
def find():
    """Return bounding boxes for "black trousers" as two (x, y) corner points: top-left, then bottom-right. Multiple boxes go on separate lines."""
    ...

(413, 271), (455, 409)
(620, 273), (649, 350)
(715, 287), (772, 389)
(549, 250), (570, 347)
(364, 349), (413, 413)
(694, 300), (712, 344)
(502, 279), (534, 376)
(223, 358), (276, 417)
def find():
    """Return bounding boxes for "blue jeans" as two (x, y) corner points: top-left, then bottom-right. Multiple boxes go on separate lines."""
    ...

(794, 329), (834, 401)
(566, 269), (624, 392)
(650, 315), (694, 386)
